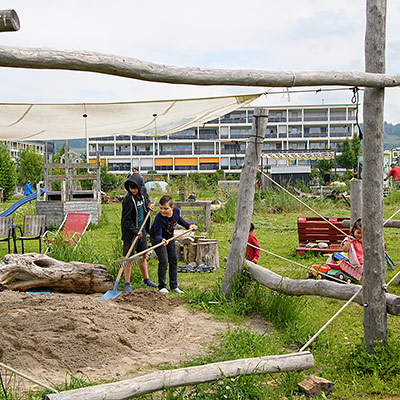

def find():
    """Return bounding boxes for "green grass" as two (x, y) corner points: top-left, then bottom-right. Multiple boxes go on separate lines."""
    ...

(1, 189), (400, 399)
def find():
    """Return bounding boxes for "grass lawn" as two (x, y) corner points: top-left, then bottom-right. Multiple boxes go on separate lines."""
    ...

(1, 188), (400, 399)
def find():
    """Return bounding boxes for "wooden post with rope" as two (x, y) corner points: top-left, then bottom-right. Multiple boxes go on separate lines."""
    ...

(362, 0), (387, 353)
(222, 108), (268, 298)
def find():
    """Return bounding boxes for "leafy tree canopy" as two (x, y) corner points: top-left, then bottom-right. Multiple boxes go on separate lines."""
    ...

(16, 148), (44, 186)
(0, 143), (16, 201)
(337, 136), (362, 171)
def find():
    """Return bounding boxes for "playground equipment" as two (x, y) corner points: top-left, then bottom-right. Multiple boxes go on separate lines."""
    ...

(0, 189), (45, 217)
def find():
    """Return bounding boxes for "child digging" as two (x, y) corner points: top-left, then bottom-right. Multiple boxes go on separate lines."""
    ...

(121, 174), (157, 291)
(150, 195), (198, 293)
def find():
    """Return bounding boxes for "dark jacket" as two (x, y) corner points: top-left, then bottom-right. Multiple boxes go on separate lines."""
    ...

(121, 174), (151, 242)
(150, 207), (190, 243)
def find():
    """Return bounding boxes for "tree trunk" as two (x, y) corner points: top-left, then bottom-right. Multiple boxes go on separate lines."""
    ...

(246, 261), (400, 316)
(0, 253), (113, 293)
(46, 352), (314, 400)
(350, 179), (362, 226)
(222, 108), (268, 298)
(363, 0), (387, 352)
(196, 240), (219, 269)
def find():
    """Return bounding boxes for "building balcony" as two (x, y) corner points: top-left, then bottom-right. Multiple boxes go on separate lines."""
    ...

(330, 116), (346, 121)
(230, 133), (249, 139)
(265, 133), (278, 139)
(89, 136), (114, 141)
(199, 164), (219, 170)
(304, 116), (328, 121)
(194, 150), (215, 155)
(288, 133), (302, 138)
(268, 117), (287, 123)
(99, 151), (115, 156)
(175, 165), (198, 171)
(116, 151), (131, 156)
(156, 166), (173, 171)
(221, 149), (246, 155)
(131, 135), (153, 141)
(160, 150), (192, 155)
(220, 117), (247, 124)
(199, 134), (219, 140)
(168, 134), (197, 140)
(132, 151), (153, 156)
(288, 117), (302, 122)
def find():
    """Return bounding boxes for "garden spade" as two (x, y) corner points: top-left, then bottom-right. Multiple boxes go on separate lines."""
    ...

(100, 198), (157, 300)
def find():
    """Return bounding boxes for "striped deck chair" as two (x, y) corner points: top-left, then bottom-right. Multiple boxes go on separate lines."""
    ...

(14, 215), (47, 254)
(43, 212), (91, 254)
(0, 216), (15, 254)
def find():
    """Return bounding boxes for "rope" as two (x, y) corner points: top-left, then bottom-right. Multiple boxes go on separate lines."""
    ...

(384, 207), (400, 226)
(0, 362), (57, 393)
(299, 287), (363, 352)
(0, 371), (8, 399)
(259, 169), (350, 237)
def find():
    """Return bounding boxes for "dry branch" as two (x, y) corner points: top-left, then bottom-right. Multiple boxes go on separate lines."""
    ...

(46, 351), (314, 400)
(0, 253), (113, 293)
(0, 45), (400, 88)
(246, 261), (400, 316)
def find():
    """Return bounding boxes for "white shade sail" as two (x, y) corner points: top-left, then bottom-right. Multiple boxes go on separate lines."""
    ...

(0, 93), (261, 141)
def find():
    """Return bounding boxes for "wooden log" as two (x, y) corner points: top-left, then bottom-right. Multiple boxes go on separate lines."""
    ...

(181, 237), (194, 263)
(175, 241), (181, 262)
(222, 108), (268, 297)
(298, 375), (334, 397)
(188, 242), (197, 263)
(363, 0), (387, 352)
(343, 219), (400, 229)
(196, 239), (219, 269)
(1, 45), (400, 88)
(246, 261), (400, 316)
(0, 253), (113, 293)
(350, 179), (362, 226)
(46, 351), (314, 400)
(0, 10), (20, 32)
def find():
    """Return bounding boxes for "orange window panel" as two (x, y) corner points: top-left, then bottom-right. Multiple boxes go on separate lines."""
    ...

(155, 158), (173, 166)
(175, 158), (198, 166)
(199, 157), (219, 163)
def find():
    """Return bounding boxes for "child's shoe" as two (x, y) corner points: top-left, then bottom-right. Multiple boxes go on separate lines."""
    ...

(143, 278), (158, 288)
(159, 288), (169, 293)
(124, 282), (132, 292)
(172, 288), (184, 294)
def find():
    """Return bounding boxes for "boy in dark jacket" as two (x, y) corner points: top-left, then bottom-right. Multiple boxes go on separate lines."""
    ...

(121, 174), (157, 291)
(150, 195), (198, 293)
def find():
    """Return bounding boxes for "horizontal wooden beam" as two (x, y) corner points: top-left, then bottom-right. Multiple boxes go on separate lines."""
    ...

(46, 351), (314, 399)
(247, 261), (400, 316)
(0, 45), (400, 88)
(342, 219), (400, 228)
(48, 175), (96, 180)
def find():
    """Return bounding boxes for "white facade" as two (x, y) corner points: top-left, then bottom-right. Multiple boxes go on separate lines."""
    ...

(87, 104), (358, 175)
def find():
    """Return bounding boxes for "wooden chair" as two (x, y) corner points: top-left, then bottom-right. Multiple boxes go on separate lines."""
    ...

(0, 216), (15, 254)
(43, 212), (91, 254)
(14, 215), (47, 254)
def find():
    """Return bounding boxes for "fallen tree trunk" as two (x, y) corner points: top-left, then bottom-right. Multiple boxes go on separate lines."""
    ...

(0, 253), (113, 293)
(246, 261), (400, 316)
(46, 351), (314, 400)
(343, 219), (400, 228)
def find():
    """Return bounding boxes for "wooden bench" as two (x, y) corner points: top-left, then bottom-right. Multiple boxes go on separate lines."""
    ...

(296, 216), (350, 256)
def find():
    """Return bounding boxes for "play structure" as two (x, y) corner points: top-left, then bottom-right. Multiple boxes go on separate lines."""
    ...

(36, 144), (101, 226)
(0, 188), (45, 217)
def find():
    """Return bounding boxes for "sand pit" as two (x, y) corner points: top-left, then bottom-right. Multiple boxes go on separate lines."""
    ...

(0, 288), (229, 384)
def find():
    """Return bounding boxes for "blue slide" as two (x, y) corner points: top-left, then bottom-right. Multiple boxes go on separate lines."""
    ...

(0, 188), (45, 217)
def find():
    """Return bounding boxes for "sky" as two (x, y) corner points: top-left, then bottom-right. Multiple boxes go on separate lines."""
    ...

(1, 0), (400, 123)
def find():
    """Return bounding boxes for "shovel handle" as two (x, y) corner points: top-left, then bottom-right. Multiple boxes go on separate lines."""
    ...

(132, 227), (195, 259)
(114, 198), (158, 281)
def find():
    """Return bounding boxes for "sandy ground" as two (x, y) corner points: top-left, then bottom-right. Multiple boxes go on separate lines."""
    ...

(0, 288), (232, 385)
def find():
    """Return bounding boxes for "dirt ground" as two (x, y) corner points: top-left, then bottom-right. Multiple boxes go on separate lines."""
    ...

(0, 288), (234, 385)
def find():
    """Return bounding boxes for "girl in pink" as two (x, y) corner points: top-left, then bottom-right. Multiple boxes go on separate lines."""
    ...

(341, 218), (363, 275)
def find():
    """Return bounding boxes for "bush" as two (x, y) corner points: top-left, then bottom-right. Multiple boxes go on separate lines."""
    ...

(0, 142), (16, 200)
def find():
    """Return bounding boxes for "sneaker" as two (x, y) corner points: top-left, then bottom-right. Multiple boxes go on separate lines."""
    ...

(124, 282), (132, 292)
(159, 288), (169, 294)
(172, 288), (184, 294)
(143, 278), (158, 288)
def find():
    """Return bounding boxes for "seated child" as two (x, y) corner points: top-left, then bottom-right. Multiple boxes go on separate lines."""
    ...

(150, 195), (198, 294)
(341, 218), (363, 275)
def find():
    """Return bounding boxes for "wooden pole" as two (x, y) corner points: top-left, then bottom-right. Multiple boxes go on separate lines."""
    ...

(222, 108), (268, 298)
(1, 45), (400, 88)
(362, 0), (387, 352)
(0, 10), (20, 32)
(46, 352), (314, 400)
(350, 179), (362, 226)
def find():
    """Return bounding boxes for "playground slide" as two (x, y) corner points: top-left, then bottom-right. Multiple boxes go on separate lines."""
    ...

(0, 188), (45, 217)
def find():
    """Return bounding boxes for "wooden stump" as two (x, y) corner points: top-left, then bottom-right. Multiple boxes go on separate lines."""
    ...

(298, 375), (334, 397)
(182, 237), (194, 263)
(0, 253), (113, 293)
(175, 241), (182, 262)
(196, 239), (219, 269)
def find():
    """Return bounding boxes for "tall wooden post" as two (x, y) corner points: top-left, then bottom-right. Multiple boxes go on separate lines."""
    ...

(362, 0), (387, 352)
(350, 179), (362, 226)
(222, 108), (268, 298)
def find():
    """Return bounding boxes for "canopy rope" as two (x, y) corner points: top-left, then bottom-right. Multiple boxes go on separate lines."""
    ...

(258, 170), (350, 237)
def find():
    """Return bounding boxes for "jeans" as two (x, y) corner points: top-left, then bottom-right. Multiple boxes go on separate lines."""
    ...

(151, 239), (178, 290)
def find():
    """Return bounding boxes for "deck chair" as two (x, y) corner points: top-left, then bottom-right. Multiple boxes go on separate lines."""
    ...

(14, 215), (47, 254)
(0, 216), (15, 254)
(43, 212), (91, 254)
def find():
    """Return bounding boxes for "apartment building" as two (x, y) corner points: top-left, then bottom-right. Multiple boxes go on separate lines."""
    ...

(5, 140), (52, 159)
(87, 104), (358, 175)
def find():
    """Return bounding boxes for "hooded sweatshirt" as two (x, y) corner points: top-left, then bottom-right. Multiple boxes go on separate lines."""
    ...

(121, 174), (151, 242)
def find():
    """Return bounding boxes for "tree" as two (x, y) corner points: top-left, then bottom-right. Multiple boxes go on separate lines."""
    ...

(16, 148), (44, 186)
(0, 143), (16, 201)
(337, 136), (362, 171)
(317, 159), (333, 180)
